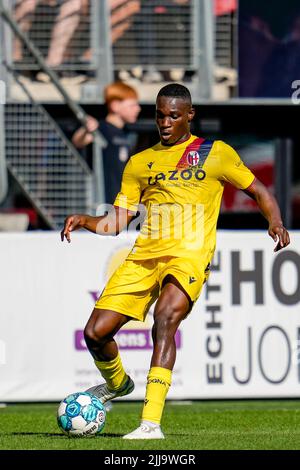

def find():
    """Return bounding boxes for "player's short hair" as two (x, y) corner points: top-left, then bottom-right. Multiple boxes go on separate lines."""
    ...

(157, 83), (192, 105)
(104, 82), (138, 108)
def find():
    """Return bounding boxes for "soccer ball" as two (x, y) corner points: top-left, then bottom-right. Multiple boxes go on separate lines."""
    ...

(57, 392), (106, 437)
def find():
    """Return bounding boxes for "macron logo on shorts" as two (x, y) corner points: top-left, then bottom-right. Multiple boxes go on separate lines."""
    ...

(189, 276), (197, 284)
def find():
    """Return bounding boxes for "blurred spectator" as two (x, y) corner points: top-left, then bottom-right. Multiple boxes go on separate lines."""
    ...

(72, 82), (141, 204)
(13, 0), (89, 73)
(276, 14), (300, 97)
(239, 3), (300, 98)
(81, 0), (141, 64)
(113, 0), (191, 83)
(110, 0), (141, 43)
(138, 0), (190, 82)
(239, 11), (278, 97)
(13, 0), (141, 80)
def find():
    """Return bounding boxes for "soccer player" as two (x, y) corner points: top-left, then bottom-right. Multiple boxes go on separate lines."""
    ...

(61, 84), (290, 439)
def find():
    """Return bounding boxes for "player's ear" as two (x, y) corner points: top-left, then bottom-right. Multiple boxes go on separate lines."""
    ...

(188, 107), (195, 123)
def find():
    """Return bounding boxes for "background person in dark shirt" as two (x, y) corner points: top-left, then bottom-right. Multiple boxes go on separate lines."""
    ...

(239, 0), (300, 97)
(72, 82), (141, 204)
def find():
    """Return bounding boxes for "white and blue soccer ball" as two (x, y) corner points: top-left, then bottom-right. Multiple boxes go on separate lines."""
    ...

(57, 392), (106, 437)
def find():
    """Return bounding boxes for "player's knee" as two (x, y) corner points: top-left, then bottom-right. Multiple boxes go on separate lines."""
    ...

(83, 324), (106, 347)
(83, 325), (96, 346)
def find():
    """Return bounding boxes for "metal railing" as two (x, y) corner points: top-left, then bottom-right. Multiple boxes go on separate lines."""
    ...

(10, 0), (93, 71)
(111, 0), (214, 99)
(0, 0), (109, 228)
(4, 0), (112, 97)
(7, 0), (233, 79)
(5, 101), (94, 229)
(215, 10), (237, 69)
(112, 0), (193, 70)
(0, 99), (7, 206)
(4, 0), (233, 102)
(0, 12), (8, 205)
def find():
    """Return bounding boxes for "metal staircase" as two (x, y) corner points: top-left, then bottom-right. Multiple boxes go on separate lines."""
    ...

(5, 101), (93, 229)
(0, 0), (109, 229)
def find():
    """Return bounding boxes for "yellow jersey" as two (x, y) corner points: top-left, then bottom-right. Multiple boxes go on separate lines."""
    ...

(114, 135), (255, 263)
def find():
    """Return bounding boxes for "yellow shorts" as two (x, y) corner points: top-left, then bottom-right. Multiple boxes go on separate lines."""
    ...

(95, 256), (210, 322)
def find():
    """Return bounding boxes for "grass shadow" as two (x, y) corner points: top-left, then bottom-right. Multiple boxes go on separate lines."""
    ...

(11, 432), (64, 438)
(8, 432), (124, 438)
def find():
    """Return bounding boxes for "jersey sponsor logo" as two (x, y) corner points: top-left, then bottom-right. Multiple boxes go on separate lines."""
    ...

(148, 168), (206, 185)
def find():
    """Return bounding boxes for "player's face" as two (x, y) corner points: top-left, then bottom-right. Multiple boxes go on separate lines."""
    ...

(156, 96), (195, 145)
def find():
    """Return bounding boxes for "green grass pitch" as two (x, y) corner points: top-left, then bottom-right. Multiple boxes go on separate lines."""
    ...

(0, 400), (300, 450)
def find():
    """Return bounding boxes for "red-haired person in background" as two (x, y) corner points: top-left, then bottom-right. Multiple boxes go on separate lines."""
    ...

(72, 82), (141, 204)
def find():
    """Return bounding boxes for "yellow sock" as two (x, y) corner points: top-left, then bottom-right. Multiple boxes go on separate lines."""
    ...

(94, 353), (127, 391)
(141, 367), (172, 425)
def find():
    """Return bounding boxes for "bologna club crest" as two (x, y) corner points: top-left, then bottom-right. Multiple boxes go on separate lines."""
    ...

(187, 151), (200, 167)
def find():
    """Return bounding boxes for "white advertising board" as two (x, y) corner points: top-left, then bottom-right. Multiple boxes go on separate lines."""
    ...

(0, 231), (299, 401)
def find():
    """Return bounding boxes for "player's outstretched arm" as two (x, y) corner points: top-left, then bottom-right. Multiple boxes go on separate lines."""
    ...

(243, 178), (290, 252)
(60, 206), (133, 243)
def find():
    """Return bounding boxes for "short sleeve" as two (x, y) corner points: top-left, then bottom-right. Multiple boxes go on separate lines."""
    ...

(218, 141), (255, 189)
(113, 158), (141, 213)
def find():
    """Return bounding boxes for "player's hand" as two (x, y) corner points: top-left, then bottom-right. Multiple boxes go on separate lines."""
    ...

(268, 223), (290, 252)
(61, 215), (85, 243)
(85, 116), (99, 134)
